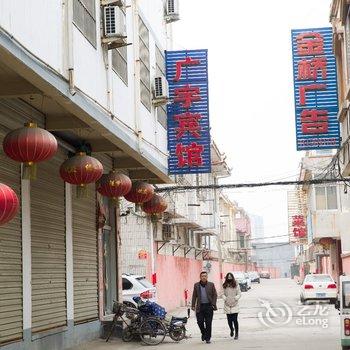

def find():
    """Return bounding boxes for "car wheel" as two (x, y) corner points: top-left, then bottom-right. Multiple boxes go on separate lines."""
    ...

(300, 296), (305, 305)
(329, 298), (336, 305)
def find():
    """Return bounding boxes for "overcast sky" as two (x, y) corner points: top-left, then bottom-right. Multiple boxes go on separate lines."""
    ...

(172, 0), (332, 241)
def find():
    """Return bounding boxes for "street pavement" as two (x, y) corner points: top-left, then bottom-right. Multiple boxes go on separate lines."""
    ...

(69, 278), (341, 350)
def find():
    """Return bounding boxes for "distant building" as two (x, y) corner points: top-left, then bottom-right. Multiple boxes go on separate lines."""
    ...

(251, 242), (295, 277)
(250, 214), (265, 242)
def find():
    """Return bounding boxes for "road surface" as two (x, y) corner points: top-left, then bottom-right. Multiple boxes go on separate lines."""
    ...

(69, 278), (341, 350)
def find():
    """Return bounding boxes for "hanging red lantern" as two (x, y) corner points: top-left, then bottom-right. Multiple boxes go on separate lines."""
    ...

(60, 152), (103, 197)
(124, 181), (154, 205)
(142, 194), (167, 222)
(0, 183), (19, 225)
(97, 171), (132, 203)
(3, 122), (58, 179)
(319, 237), (334, 248)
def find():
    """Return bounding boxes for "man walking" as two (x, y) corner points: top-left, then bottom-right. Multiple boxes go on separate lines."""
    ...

(191, 271), (218, 344)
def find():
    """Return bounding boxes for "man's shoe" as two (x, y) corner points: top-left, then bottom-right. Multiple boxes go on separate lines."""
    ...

(234, 334), (238, 340)
(230, 329), (234, 337)
(201, 335), (205, 341)
(206, 340), (211, 344)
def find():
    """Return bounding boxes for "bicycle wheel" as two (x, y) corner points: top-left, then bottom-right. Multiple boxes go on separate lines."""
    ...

(169, 326), (186, 342)
(139, 317), (166, 345)
(122, 326), (134, 342)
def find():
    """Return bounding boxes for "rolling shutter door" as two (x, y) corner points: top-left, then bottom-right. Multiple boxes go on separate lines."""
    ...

(0, 127), (22, 344)
(73, 188), (98, 323)
(31, 149), (67, 333)
(94, 154), (113, 173)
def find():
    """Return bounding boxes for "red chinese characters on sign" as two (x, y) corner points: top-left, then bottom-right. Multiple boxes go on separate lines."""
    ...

(174, 85), (201, 109)
(301, 109), (328, 134)
(174, 112), (201, 139)
(174, 57), (200, 82)
(297, 57), (327, 80)
(295, 31), (329, 136)
(296, 32), (324, 56)
(176, 142), (204, 167)
(173, 57), (205, 168)
(292, 215), (307, 238)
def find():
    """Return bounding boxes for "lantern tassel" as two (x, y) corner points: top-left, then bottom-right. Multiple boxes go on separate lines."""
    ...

(76, 184), (89, 199)
(22, 163), (37, 180)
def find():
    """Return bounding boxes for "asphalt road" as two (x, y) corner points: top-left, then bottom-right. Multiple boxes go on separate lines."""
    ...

(70, 278), (341, 350)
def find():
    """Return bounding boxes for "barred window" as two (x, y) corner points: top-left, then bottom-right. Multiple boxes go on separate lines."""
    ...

(112, 46), (128, 85)
(139, 17), (151, 111)
(155, 45), (167, 129)
(73, 0), (97, 47)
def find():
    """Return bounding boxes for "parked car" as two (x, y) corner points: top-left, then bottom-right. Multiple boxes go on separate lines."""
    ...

(300, 273), (337, 305)
(244, 273), (252, 289)
(233, 272), (251, 292)
(248, 271), (261, 283)
(260, 271), (271, 279)
(122, 274), (157, 307)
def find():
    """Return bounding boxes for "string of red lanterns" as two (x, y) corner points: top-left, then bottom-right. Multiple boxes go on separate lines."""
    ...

(0, 123), (168, 226)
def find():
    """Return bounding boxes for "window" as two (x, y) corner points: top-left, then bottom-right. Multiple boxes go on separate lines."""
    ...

(139, 17), (151, 111)
(122, 278), (133, 290)
(239, 235), (245, 249)
(155, 45), (167, 129)
(315, 186), (338, 210)
(73, 0), (97, 47)
(112, 46), (128, 85)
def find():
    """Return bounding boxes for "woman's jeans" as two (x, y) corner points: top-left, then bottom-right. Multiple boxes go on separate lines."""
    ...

(227, 313), (239, 334)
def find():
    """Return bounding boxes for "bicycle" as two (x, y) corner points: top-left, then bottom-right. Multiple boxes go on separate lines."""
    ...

(106, 302), (166, 346)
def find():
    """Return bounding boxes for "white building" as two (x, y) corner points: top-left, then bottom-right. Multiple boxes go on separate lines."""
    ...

(0, 1), (179, 349)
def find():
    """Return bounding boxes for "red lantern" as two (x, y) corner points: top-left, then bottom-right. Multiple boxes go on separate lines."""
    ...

(3, 122), (57, 179)
(319, 237), (334, 248)
(0, 183), (19, 225)
(97, 171), (132, 201)
(60, 152), (103, 197)
(142, 194), (167, 214)
(124, 181), (154, 205)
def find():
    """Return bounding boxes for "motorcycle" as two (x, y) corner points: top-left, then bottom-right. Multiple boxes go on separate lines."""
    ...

(132, 296), (188, 342)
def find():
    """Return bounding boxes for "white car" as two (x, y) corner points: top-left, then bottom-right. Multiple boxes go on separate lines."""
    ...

(233, 272), (251, 292)
(300, 274), (337, 304)
(122, 274), (157, 307)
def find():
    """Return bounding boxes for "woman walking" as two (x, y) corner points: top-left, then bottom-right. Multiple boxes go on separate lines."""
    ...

(222, 272), (241, 339)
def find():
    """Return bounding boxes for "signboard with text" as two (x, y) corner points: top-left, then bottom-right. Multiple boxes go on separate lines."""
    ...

(165, 49), (211, 174)
(291, 27), (340, 150)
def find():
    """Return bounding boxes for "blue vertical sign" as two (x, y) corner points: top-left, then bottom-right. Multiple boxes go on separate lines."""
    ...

(291, 27), (340, 150)
(165, 49), (211, 174)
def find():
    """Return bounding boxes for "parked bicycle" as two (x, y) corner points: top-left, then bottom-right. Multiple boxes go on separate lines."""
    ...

(133, 296), (188, 342)
(106, 302), (166, 345)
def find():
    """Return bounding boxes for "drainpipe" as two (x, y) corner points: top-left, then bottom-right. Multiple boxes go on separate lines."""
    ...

(66, 0), (76, 95)
(131, 0), (142, 152)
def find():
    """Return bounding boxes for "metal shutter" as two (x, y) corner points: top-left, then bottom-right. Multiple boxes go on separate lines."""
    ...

(0, 127), (22, 344)
(94, 154), (113, 173)
(31, 149), (67, 333)
(73, 188), (98, 323)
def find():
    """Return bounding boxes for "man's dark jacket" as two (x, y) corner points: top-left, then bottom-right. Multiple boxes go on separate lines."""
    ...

(191, 282), (218, 312)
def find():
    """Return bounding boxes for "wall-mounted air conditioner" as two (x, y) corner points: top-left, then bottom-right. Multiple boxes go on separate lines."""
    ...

(152, 76), (169, 106)
(165, 0), (180, 23)
(102, 5), (127, 49)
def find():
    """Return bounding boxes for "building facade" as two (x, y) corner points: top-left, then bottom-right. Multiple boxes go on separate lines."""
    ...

(0, 1), (175, 349)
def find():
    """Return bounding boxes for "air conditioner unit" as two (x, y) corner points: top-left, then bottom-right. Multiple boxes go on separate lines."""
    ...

(165, 0), (180, 23)
(102, 5), (127, 49)
(152, 76), (169, 106)
(101, 0), (124, 6)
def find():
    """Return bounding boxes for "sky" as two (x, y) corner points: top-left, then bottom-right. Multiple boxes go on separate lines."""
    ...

(172, 0), (332, 241)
